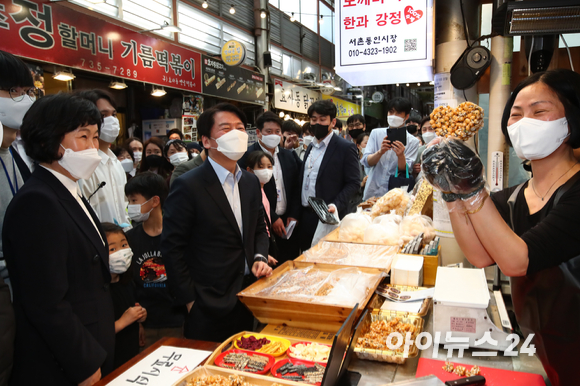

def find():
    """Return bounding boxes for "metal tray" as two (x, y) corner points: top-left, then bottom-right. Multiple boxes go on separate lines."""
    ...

(367, 284), (432, 317)
(354, 310), (424, 364)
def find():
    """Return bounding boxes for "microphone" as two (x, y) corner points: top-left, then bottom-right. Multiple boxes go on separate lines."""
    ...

(88, 181), (106, 202)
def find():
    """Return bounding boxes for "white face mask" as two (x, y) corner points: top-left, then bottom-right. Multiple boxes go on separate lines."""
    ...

(422, 132), (437, 145)
(303, 135), (313, 147)
(100, 116), (120, 143)
(507, 117), (569, 160)
(211, 129), (248, 161)
(169, 152), (189, 166)
(133, 151), (142, 162)
(192, 152), (199, 158)
(0, 96), (34, 130)
(333, 129), (340, 136)
(0, 122), (3, 146)
(254, 168), (273, 184)
(128, 198), (153, 222)
(120, 158), (134, 173)
(58, 144), (101, 180)
(260, 134), (281, 148)
(109, 248), (133, 274)
(388, 115), (405, 128)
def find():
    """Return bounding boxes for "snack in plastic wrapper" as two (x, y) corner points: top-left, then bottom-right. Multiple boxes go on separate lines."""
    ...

(370, 189), (411, 218)
(400, 215), (436, 244)
(339, 213), (372, 243)
(304, 242), (397, 270)
(364, 223), (402, 246)
(372, 211), (403, 226)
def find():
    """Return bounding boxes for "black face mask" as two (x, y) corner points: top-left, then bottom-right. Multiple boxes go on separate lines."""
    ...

(146, 154), (164, 167)
(312, 123), (331, 140)
(406, 124), (418, 135)
(349, 129), (363, 139)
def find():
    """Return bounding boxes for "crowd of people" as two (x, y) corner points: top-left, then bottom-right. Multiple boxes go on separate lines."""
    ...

(15, 46), (580, 386)
(0, 49), (439, 386)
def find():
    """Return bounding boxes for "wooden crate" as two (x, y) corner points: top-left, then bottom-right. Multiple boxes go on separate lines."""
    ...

(237, 261), (384, 332)
(321, 227), (401, 247)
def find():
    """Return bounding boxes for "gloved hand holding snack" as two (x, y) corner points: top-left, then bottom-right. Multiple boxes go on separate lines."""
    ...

(421, 138), (486, 205)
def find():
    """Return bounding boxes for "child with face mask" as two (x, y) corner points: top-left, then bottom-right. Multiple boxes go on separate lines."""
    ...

(124, 172), (186, 348)
(246, 150), (278, 266)
(102, 222), (146, 370)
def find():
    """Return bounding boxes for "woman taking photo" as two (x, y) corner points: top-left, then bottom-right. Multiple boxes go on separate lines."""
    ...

(422, 69), (580, 386)
(4, 93), (115, 385)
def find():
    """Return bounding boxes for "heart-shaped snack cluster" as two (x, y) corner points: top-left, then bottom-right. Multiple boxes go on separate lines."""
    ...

(429, 102), (484, 141)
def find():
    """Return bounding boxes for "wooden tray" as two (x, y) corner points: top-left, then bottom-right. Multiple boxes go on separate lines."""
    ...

(295, 242), (397, 272)
(400, 246), (440, 286)
(321, 227), (401, 247)
(366, 285), (432, 317)
(237, 261), (384, 332)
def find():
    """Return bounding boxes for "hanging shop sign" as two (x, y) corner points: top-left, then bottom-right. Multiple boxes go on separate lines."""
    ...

(335, 0), (434, 86)
(321, 94), (361, 119)
(273, 78), (321, 114)
(0, 0), (202, 93)
(221, 40), (246, 67)
(201, 55), (265, 105)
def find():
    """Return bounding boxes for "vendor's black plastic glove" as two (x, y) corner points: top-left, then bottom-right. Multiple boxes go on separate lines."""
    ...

(421, 138), (485, 200)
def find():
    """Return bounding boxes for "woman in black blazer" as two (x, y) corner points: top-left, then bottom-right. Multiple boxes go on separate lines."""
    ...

(3, 93), (115, 386)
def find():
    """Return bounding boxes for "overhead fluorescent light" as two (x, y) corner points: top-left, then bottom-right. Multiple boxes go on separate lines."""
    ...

(53, 70), (75, 81)
(109, 80), (127, 90)
(493, 1), (580, 36)
(334, 87), (342, 91)
(151, 86), (166, 97)
(140, 21), (181, 33)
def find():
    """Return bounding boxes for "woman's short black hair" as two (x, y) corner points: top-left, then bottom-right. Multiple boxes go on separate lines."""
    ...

(501, 69), (580, 149)
(164, 139), (190, 159)
(246, 150), (274, 170)
(124, 171), (169, 207)
(167, 128), (184, 140)
(387, 97), (412, 115)
(75, 89), (117, 110)
(420, 116), (431, 131)
(0, 50), (34, 89)
(197, 103), (247, 140)
(355, 132), (369, 146)
(111, 145), (133, 161)
(307, 100), (337, 120)
(21, 93), (102, 164)
(124, 137), (143, 149)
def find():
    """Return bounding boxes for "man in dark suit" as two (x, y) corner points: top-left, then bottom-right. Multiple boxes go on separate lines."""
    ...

(4, 93), (114, 385)
(238, 112), (302, 263)
(299, 100), (361, 250)
(162, 103), (271, 342)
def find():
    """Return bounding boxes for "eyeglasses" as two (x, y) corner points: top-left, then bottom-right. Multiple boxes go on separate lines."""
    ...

(347, 123), (363, 129)
(1, 87), (38, 102)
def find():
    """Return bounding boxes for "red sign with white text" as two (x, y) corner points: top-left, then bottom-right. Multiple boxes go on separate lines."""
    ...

(0, 0), (202, 93)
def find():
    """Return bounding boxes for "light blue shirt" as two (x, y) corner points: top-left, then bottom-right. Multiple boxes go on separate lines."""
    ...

(301, 132), (334, 206)
(208, 157), (249, 274)
(361, 129), (420, 200)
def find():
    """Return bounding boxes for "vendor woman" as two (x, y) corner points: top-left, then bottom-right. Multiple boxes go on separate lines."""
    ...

(424, 69), (580, 386)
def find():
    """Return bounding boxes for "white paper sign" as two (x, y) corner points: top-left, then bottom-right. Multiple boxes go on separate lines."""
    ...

(107, 346), (212, 386)
(273, 78), (321, 114)
(335, 0), (434, 86)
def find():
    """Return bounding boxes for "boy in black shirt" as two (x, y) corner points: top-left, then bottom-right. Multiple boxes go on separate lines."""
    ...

(125, 172), (186, 348)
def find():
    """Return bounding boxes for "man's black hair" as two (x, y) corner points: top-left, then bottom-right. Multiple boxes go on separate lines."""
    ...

(256, 111), (283, 131)
(101, 222), (124, 236)
(197, 103), (247, 140)
(347, 114), (366, 126)
(21, 93), (102, 164)
(124, 171), (169, 207)
(307, 100), (337, 120)
(408, 110), (422, 124)
(335, 119), (343, 129)
(282, 120), (302, 136)
(75, 89), (118, 110)
(387, 97), (412, 115)
(0, 50), (34, 90)
(167, 128), (184, 140)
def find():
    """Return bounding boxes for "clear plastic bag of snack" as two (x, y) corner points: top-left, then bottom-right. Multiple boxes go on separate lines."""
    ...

(304, 241), (397, 270)
(319, 268), (385, 307)
(364, 223), (402, 246)
(370, 188), (412, 218)
(255, 266), (330, 298)
(339, 213), (372, 242)
(372, 211), (403, 226)
(400, 214), (436, 244)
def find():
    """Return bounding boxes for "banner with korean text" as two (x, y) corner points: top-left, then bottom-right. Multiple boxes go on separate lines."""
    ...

(0, 0), (202, 93)
(273, 78), (321, 114)
(335, 0), (434, 86)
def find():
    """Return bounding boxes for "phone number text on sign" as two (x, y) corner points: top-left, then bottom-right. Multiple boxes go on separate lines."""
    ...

(338, 0), (428, 67)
